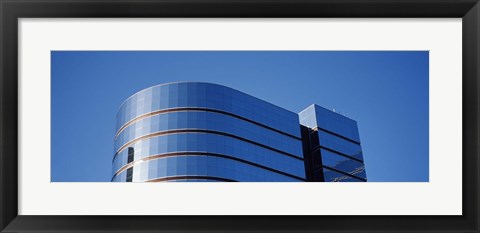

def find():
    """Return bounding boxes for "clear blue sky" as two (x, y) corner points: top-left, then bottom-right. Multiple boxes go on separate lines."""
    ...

(51, 51), (429, 182)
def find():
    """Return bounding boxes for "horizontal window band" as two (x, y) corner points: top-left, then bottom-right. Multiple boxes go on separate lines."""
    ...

(114, 129), (304, 162)
(164, 179), (225, 182)
(112, 152), (306, 182)
(115, 107), (301, 141)
(311, 127), (361, 145)
(311, 145), (364, 163)
(314, 165), (367, 181)
(145, 176), (238, 182)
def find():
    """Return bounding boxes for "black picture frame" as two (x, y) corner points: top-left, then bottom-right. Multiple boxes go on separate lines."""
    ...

(1, 0), (479, 232)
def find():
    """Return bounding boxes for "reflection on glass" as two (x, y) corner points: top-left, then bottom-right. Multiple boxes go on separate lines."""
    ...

(113, 156), (303, 182)
(113, 82), (367, 182)
(322, 168), (365, 182)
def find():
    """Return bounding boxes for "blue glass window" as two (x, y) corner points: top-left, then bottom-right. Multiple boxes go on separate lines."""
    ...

(319, 149), (366, 179)
(322, 167), (365, 182)
(115, 82), (301, 138)
(317, 130), (363, 161)
(113, 156), (303, 182)
(112, 132), (306, 179)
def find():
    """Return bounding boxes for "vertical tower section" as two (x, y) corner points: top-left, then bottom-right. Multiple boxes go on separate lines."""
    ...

(299, 105), (367, 182)
(112, 82), (306, 182)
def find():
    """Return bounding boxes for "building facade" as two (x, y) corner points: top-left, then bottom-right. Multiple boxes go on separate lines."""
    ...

(299, 105), (367, 182)
(112, 82), (366, 182)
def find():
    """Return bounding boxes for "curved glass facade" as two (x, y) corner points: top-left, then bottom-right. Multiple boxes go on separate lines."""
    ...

(113, 82), (305, 182)
(114, 110), (302, 157)
(112, 82), (366, 182)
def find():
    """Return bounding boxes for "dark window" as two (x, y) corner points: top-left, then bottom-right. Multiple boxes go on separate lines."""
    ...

(311, 149), (323, 169)
(127, 147), (134, 163)
(126, 167), (133, 182)
(309, 131), (319, 149)
(313, 169), (325, 182)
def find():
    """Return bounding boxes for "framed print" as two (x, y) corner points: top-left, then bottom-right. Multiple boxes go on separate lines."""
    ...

(1, 0), (479, 232)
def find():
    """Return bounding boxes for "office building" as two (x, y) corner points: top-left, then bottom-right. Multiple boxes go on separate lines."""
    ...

(300, 105), (367, 182)
(112, 82), (366, 182)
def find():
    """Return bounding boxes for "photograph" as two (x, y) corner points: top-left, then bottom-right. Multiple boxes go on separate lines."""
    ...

(51, 51), (429, 182)
(2, 0), (477, 231)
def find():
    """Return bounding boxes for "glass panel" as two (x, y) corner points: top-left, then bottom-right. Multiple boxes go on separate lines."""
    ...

(299, 105), (360, 143)
(320, 149), (366, 179)
(112, 133), (306, 180)
(317, 130), (363, 161)
(114, 110), (303, 158)
(322, 167), (365, 182)
(115, 82), (301, 138)
(113, 156), (303, 182)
